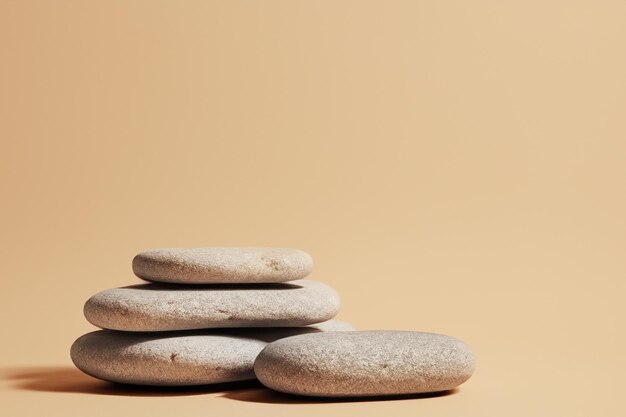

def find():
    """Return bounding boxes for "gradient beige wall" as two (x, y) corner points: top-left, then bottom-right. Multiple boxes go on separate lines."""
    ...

(1, 1), (625, 416)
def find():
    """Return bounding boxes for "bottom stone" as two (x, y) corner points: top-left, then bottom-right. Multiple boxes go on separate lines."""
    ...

(70, 320), (353, 386)
(254, 330), (475, 397)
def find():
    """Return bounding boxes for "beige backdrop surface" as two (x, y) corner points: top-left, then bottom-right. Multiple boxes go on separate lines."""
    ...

(1, 1), (625, 416)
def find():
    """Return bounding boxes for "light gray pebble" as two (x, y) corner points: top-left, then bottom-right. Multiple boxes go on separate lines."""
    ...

(133, 247), (313, 284)
(70, 320), (353, 386)
(84, 280), (340, 332)
(254, 331), (475, 397)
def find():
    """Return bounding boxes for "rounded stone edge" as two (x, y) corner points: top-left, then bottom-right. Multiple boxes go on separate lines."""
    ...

(70, 333), (103, 382)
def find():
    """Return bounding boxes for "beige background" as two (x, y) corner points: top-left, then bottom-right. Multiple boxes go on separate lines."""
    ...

(1, 1), (625, 416)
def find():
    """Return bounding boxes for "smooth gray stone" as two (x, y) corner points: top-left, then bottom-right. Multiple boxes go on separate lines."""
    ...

(254, 331), (475, 397)
(70, 320), (353, 386)
(84, 280), (340, 332)
(133, 247), (313, 284)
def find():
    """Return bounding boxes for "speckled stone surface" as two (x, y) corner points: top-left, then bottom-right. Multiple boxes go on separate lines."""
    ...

(84, 280), (340, 331)
(254, 331), (475, 397)
(132, 247), (313, 284)
(70, 320), (353, 386)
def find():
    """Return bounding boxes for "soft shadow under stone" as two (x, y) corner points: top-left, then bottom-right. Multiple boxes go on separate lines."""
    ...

(221, 386), (458, 404)
(2, 366), (457, 402)
(122, 282), (304, 291)
(1, 366), (262, 397)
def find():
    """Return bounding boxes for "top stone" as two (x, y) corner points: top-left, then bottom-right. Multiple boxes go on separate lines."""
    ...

(133, 247), (313, 284)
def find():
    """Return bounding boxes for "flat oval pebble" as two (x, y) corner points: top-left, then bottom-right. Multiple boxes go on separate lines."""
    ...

(70, 320), (353, 386)
(84, 280), (340, 331)
(254, 331), (475, 397)
(132, 247), (313, 284)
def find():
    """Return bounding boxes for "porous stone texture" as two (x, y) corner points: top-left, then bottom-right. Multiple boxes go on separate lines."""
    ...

(84, 280), (340, 331)
(70, 320), (352, 386)
(254, 331), (475, 397)
(132, 247), (313, 284)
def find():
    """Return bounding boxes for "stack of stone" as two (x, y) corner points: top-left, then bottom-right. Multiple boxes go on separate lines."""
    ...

(71, 247), (352, 386)
(72, 247), (476, 398)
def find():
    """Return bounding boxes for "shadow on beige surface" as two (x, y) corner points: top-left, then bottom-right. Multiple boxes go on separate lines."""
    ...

(2, 366), (457, 403)
(1, 366), (261, 397)
(221, 387), (457, 404)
